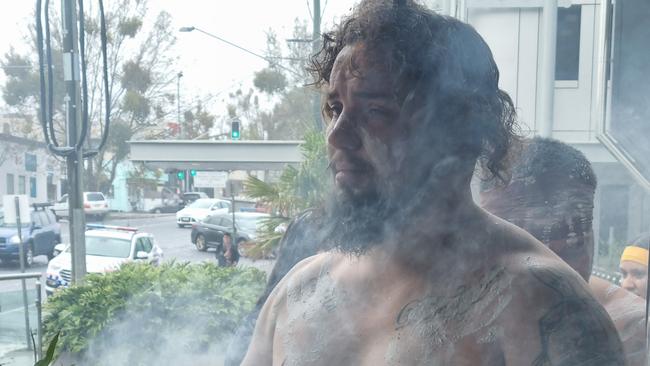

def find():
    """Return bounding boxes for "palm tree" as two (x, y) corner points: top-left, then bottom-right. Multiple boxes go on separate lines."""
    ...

(243, 130), (330, 258)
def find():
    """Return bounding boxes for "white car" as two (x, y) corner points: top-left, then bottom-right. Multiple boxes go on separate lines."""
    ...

(176, 198), (231, 228)
(51, 192), (110, 219)
(45, 224), (163, 295)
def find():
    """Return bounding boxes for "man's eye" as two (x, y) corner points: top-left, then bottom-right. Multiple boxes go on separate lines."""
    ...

(327, 104), (341, 119)
(368, 108), (388, 118)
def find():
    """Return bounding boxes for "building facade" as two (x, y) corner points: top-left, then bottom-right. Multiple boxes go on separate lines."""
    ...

(0, 132), (65, 204)
(432, 0), (650, 268)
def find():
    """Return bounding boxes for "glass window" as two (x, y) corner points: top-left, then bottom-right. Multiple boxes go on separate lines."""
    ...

(30, 212), (39, 226)
(85, 236), (131, 258)
(6, 173), (14, 194)
(555, 5), (582, 80)
(25, 153), (37, 172)
(86, 192), (106, 201)
(142, 237), (153, 252)
(29, 177), (37, 198)
(189, 199), (213, 209)
(46, 210), (56, 223)
(38, 211), (49, 225)
(134, 238), (146, 253)
(18, 176), (26, 195)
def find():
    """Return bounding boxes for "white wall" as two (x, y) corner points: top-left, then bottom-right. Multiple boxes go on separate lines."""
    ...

(0, 140), (63, 204)
(467, 2), (602, 143)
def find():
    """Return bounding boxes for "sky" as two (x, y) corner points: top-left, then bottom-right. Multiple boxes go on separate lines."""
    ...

(0, 0), (359, 117)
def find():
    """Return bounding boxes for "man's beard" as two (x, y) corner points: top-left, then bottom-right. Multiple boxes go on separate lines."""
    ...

(323, 184), (395, 255)
(323, 152), (470, 256)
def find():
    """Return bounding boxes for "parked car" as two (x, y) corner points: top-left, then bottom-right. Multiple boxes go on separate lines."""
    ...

(176, 198), (231, 228)
(190, 212), (269, 252)
(180, 191), (209, 207)
(149, 202), (183, 214)
(0, 204), (62, 266)
(45, 224), (163, 295)
(51, 192), (110, 220)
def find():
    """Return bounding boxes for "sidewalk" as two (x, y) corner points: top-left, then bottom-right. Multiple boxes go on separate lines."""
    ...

(0, 346), (34, 366)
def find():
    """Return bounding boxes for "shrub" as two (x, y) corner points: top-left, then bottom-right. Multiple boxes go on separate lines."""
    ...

(43, 262), (266, 364)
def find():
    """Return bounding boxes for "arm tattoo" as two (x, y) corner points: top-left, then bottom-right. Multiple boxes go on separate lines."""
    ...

(530, 267), (625, 366)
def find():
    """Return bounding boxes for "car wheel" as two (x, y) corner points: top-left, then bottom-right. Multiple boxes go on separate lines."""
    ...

(154, 208), (162, 214)
(195, 235), (208, 252)
(22, 244), (34, 267)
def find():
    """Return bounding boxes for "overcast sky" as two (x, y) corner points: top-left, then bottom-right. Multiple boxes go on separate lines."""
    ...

(0, 0), (359, 115)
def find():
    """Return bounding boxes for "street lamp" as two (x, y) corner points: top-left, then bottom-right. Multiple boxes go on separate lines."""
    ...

(178, 26), (300, 78)
(176, 71), (183, 139)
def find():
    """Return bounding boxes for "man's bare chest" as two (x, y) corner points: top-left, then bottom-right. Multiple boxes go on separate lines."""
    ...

(274, 266), (512, 366)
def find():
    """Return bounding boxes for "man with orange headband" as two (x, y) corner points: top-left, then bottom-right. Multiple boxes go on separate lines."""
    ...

(620, 234), (650, 299)
(481, 137), (646, 365)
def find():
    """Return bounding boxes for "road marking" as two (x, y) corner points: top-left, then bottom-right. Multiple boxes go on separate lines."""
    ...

(1, 303), (36, 315)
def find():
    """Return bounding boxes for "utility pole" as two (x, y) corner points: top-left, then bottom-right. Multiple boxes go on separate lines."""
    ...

(61, 0), (86, 282)
(176, 71), (189, 191)
(312, 0), (323, 131)
(177, 71), (183, 139)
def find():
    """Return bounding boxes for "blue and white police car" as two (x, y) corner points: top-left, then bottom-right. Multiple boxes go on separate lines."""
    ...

(45, 224), (163, 295)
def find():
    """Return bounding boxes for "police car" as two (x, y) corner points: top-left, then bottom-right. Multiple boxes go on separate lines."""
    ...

(45, 224), (163, 295)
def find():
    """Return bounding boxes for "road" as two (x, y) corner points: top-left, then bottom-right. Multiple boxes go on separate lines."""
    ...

(0, 213), (275, 359)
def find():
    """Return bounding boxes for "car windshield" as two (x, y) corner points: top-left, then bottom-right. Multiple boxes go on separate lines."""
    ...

(86, 193), (105, 201)
(85, 235), (132, 258)
(237, 216), (263, 233)
(188, 199), (213, 209)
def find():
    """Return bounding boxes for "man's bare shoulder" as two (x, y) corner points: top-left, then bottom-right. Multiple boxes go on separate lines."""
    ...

(262, 251), (343, 309)
(499, 255), (625, 365)
(241, 252), (338, 366)
(590, 276), (646, 365)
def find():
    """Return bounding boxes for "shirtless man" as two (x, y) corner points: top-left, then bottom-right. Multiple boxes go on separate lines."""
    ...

(480, 137), (645, 365)
(242, 1), (624, 364)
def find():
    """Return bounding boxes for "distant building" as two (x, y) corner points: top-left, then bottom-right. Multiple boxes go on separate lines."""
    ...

(0, 126), (65, 203)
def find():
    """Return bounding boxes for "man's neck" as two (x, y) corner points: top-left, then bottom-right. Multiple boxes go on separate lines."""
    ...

(384, 187), (485, 267)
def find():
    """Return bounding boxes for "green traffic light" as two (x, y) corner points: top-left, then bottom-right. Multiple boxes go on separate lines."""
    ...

(190, 169), (197, 176)
(177, 171), (185, 180)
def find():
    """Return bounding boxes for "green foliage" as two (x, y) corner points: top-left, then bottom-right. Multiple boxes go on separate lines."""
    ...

(34, 332), (59, 366)
(122, 90), (151, 122)
(43, 262), (266, 359)
(118, 17), (143, 38)
(121, 61), (152, 92)
(244, 129), (329, 257)
(183, 101), (216, 139)
(254, 68), (287, 94)
(1, 0), (177, 191)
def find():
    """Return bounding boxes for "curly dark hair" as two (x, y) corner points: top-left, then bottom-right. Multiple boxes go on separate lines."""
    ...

(310, 0), (519, 181)
(481, 137), (597, 193)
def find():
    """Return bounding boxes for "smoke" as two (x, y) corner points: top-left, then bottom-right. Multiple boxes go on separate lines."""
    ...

(79, 306), (228, 366)
(46, 263), (266, 366)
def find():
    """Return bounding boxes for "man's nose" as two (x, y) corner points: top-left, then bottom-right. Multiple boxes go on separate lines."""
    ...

(621, 276), (635, 292)
(327, 112), (361, 151)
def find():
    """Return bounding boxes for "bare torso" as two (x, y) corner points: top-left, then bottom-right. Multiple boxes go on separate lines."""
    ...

(589, 276), (647, 366)
(243, 213), (625, 366)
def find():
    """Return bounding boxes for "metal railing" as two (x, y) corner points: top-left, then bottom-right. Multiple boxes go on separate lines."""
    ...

(0, 272), (44, 362)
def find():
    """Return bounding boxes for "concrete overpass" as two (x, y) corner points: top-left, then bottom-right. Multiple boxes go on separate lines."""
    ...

(128, 140), (304, 171)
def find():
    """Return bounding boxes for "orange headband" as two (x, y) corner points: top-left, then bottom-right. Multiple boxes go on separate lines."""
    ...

(620, 246), (649, 267)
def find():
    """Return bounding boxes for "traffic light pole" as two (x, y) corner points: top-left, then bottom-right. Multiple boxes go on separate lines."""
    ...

(62, 0), (87, 282)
